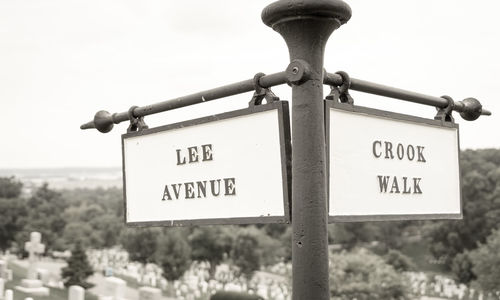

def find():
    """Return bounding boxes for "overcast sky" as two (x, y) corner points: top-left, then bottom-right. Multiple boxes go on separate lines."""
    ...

(0, 0), (498, 169)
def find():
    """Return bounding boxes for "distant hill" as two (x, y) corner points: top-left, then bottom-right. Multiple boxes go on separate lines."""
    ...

(0, 167), (122, 194)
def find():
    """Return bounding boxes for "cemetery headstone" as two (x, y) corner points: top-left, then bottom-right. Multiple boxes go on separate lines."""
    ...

(4, 290), (12, 300)
(102, 276), (126, 300)
(5, 270), (12, 282)
(0, 260), (6, 280)
(69, 285), (85, 300)
(36, 268), (50, 285)
(25, 232), (45, 280)
(0, 278), (4, 299)
(14, 232), (50, 296)
(138, 286), (161, 300)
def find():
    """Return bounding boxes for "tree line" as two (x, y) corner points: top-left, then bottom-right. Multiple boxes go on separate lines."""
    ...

(1, 148), (500, 295)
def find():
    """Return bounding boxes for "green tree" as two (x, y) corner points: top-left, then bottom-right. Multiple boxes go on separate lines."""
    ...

(424, 149), (500, 268)
(155, 229), (191, 281)
(16, 184), (67, 252)
(232, 229), (261, 279)
(330, 248), (410, 300)
(451, 251), (476, 284)
(0, 176), (26, 250)
(384, 249), (416, 272)
(328, 223), (379, 250)
(0, 197), (27, 251)
(279, 226), (292, 262)
(189, 226), (235, 275)
(61, 242), (94, 288)
(0, 176), (23, 198)
(120, 228), (159, 264)
(469, 229), (500, 291)
(60, 188), (124, 249)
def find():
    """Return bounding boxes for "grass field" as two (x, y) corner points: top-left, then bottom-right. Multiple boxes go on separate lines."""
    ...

(4, 260), (98, 300)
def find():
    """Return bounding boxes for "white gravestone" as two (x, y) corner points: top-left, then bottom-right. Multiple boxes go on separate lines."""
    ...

(4, 290), (12, 300)
(0, 278), (4, 299)
(138, 286), (161, 300)
(25, 232), (45, 280)
(0, 261), (6, 280)
(102, 277), (125, 300)
(68, 285), (85, 300)
(5, 270), (12, 282)
(15, 232), (49, 296)
(36, 268), (50, 285)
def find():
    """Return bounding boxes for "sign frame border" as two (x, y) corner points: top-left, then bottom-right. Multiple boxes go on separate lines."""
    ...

(325, 100), (462, 222)
(121, 101), (291, 227)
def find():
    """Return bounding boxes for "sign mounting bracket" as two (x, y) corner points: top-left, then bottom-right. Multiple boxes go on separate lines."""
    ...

(434, 95), (455, 123)
(127, 105), (149, 133)
(248, 72), (280, 107)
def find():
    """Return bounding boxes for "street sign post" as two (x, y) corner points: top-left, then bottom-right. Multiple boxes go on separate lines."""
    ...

(81, 1), (491, 298)
(122, 101), (291, 226)
(326, 102), (461, 222)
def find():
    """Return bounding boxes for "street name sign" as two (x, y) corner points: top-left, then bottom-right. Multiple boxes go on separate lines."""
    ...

(326, 101), (461, 222)
(122, 101), (291, 226)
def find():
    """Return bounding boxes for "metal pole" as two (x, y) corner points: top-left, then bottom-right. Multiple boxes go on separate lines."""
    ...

(262, 1), (351, 299)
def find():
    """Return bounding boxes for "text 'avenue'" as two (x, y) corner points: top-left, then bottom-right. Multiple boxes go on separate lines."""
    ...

(162, 144), (237, 200)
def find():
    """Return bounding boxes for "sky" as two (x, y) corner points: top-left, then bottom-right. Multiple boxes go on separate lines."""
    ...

(0, 0), (499, 169)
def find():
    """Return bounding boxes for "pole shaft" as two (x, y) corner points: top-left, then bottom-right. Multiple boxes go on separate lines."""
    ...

(287, 24), (332, 300)
(262, 1), (352, 298)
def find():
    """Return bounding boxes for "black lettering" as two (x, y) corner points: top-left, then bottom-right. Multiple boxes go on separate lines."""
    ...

(201, 144), (213, 161)
(196, 181), (207, 198)
(417, 146), (426, 162)
(390, 176), (400, 193)
(210, 179), (221, 196)
(373, 141), (382, 158)
(397, 143), (404, 160)
(402, 177), (412, 194)
(407, 145), (415, 161)
(172, 184), (182, 199)
(385, 142), (394, 159)
(413, 178), (422, 194)
(188, 146), (199, 163)
(162, 185), (172, 200)
(377, 175), (390, 193)
(224, 178), (236, 196)
(185, 182), (195, 199)
(176, 149), (186, 165)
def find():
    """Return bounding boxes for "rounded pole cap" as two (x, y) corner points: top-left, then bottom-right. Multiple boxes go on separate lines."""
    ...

(262, 0), (352, 28)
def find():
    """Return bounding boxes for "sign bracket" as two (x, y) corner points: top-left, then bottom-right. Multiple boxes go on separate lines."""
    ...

(326, 71), (354, 105)
(127, 105), (149, 133)
(434, 95), (456, 123)
(248, 72), (280, 107)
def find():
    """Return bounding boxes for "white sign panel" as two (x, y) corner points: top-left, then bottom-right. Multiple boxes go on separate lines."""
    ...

(327, 103), (461, 221)
(122, 102), (290, 226)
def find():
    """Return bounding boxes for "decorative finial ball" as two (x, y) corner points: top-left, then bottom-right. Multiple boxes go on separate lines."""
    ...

(460, 98), (482, 121)
(94, 110), (114, 133)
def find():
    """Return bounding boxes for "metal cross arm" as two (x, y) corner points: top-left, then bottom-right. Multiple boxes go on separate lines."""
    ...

(80, 71), (288, 133)
(80, 70), (491, 133)
(325, 72), (492, 121)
